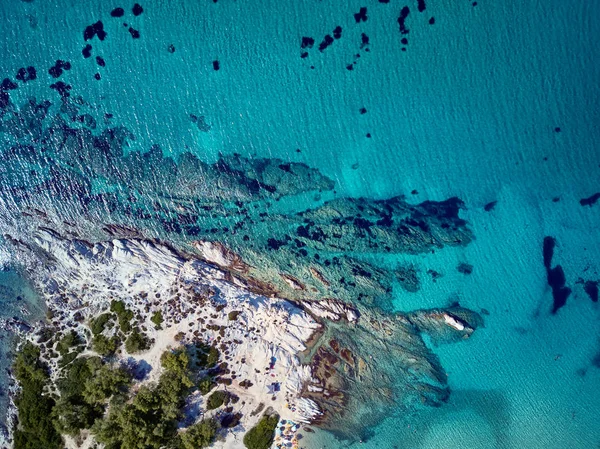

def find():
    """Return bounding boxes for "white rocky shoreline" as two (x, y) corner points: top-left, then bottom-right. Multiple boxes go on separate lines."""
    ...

(0, 228), (482, 449)
(0, 230), (362, 449)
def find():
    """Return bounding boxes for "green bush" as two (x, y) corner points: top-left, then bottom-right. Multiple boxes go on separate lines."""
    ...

(111, 300), (134, 334)
(13, 342), (62, 449)
(56, 330), (83, 356)
(198, 377), (215, 395)
(92, 334), (120, 356)
(83, 364), (131, 404)
(178, 419), (218, 449)
(206, 390), (228, 410)
(151, 311), (164, 328)
(243, 413), (280, 449)
(91, 350), (195, 449)
(90, 313), (114, 335)
(124, 329), (148, 353)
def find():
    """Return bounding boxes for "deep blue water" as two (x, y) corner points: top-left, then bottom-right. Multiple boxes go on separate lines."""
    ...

(1, 1), (599, 448)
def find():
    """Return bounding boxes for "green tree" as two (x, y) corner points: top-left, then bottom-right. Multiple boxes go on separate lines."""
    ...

(51, 397), (97, 436)
(198, 377), (215, 395)
(90, 313), (114, 335)
(243, 413), (280, 449)
(206, 390), (228, 410)
(125, 329), (148, 353)
(83, 364), (131, 404)
(56, 330), (83, 356)
(178, 419), (219, 449)
(151, 311), (164, 328)
(13, 342), (62, 449)
(92, 334), (120, 356)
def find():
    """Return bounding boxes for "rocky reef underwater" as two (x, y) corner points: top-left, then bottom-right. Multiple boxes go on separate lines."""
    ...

(0, 94), (483, 447)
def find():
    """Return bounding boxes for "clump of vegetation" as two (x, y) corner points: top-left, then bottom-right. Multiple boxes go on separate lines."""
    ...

(91, 348), (194, 449)
(92, 334), (120, 356)
(151, 310), (164, 329)
(13, 342), (62, 449)
(177, 418), (219, 449)
(110, 300), (134, 334)
(124, 328), (149, 353)
(198, 377), (215, 395)
(243, 413), (280, 449)
(56, 330), (83, 356)
(195, 342), (220, 368)
(90, 313), (114, 335)
(227, 310), (241, 321)
(52, 356), (131, 436)
(206, 390), (228, 410)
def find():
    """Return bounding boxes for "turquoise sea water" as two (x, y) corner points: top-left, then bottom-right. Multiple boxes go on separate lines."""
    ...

(1, 0), (599, 448)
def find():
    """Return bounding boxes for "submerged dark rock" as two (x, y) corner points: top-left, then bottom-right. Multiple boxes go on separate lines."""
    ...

(0, 91), (9, 109)
(580, 193), (600, 207)
(484, 200), (497, 211)
(577, 279), (599, 303)
(547, 265), (571, 314)
(213, 60), (220, 71)
(396, 265), (420, 292)
(543, 236), (556, 269)
(110, 7), (125, 17)
(1, 78), (18, 90)
(128, 27), (140, 39)
(457, 263), (473, 275)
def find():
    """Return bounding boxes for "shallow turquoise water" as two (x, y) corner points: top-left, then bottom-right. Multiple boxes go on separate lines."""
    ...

(1, 0), (599, 447)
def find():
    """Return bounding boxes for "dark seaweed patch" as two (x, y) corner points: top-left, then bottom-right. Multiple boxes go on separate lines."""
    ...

(359, 107), (367, 114)
(301, 37), (315, 49)
(94, 73), (101, 80)
(96, 56), (106, 67)
(16, 66), (37, 83)
(82, 44), (92, 58)
(1, 78), (18, 90)
(398, 6), (410, 34)
(360, 33), (369, 49)
(333, 26), (342, 39)
(84, 21), (107, 41)
(576, 279), (599, 303)
(267, 238), (287, 250)
(429, 17), (435, 25)
(319, 35), (334, 52)
(580, 193), (600, 207)
(167, 44), (176, 53)
(128, 27), (140, 39)
(110, 7), (125, 17)
(132, 3), (144, 16)
(50, 81), (72, 99)
(48, 60), (71, 79)
(354, 7), (368, 23)
(213, 60), (220, 71)
(0, 91), (9, 109)
(417, 0), (426, 12)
